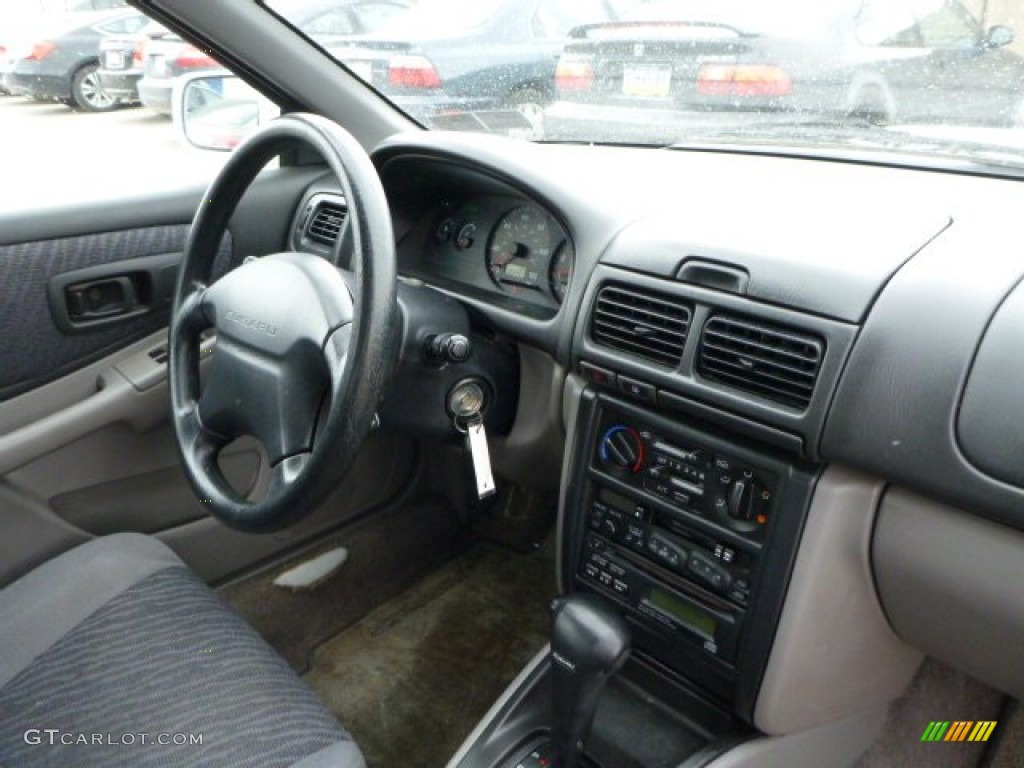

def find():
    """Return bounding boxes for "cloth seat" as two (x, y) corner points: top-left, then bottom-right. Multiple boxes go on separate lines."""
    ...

(0, 534), (365, 768)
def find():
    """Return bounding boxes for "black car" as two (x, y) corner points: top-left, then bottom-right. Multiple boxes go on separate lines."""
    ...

(6, 8), (148, 111)
(95, 20), (167, 104)
(545, 0), (1024, 143)
(322, 0), (624, 132)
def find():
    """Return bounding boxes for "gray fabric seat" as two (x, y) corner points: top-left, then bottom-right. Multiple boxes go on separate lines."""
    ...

(0, 534), (365, 768)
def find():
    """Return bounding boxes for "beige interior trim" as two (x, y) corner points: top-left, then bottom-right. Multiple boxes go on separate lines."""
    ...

(707, 704), (888, 768)
(444, 644), (550, 768)
(874, 487), (1024, 700)
(0, 331), (214, 477)
(491, 344), (567, 494)
(754, 465), (922, 735)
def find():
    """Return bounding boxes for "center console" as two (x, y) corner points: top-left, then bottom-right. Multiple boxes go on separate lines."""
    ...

(563, 389), (817, 715)
(450, 386), (818, 768)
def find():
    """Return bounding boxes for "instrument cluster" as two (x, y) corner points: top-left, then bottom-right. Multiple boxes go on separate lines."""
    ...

(411, 195), (575, 315)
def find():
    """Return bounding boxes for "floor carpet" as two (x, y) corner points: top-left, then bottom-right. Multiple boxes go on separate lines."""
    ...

(303, 540), (557, 768)
(854, 658), (1005, 767)
(222, 496), (471, 672)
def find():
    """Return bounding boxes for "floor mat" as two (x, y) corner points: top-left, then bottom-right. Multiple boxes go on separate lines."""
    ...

(222, 496), (470, 672)
(854, 658), (1004, 768)
(304, 540), (557, 768)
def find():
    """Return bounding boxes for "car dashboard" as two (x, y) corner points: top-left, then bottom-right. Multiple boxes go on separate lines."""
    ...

(284, 129), (1024, 755)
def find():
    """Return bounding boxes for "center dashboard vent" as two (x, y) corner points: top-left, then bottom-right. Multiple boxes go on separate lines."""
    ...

(590, 284), (691, 367)
(305, 199), (348, 246)
(698, 314), (824, 410)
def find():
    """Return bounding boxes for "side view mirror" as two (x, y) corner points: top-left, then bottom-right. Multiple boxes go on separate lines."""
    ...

(172, 71), (280, 152)
(984, 25), (1014, 49)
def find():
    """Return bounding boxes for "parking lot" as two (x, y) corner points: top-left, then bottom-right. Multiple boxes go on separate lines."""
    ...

(1, 95), (228, 211)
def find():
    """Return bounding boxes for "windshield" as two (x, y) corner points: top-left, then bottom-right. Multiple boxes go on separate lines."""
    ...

(265, 0), (1024, 171)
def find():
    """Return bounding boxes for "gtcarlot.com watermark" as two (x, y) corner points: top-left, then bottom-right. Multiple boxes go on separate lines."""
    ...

(24, 729), (203, 747)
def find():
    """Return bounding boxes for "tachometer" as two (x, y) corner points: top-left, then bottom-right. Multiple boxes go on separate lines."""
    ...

(487, 207), (553, 292)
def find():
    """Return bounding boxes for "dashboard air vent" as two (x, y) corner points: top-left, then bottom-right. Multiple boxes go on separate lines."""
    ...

(698, 314), (824, 410)
(305, 200), (347, 246)
(591, 285), (690, 367)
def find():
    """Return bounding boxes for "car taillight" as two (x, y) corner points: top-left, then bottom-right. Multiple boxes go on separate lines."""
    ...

(696, 64), (792, 97)
(387, 55), (440, 89)
(26, 41), (55, 61)
(175, 43), (217, 69)
(555, 54), (594, 92)
(133, 40), (146, 63)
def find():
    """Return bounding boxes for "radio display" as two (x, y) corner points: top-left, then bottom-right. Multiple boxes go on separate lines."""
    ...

(648, 587), (717, 639)
(598, 487), (634, 513)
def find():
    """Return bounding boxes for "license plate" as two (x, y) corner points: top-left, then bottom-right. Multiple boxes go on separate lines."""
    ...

(346, 59), (373, 82)
(104, 50), (125, 69)
(622, 64), (672, 98)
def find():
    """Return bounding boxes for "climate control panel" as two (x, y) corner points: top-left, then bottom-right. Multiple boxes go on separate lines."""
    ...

(595, 422), (776, 538)
(568, 392), (815, 704)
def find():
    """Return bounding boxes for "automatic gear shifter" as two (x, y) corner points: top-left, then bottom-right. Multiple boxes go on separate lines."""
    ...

(549, 593), (631, 768)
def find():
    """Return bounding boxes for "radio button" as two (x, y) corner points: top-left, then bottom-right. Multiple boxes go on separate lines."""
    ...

(648, 532), (687, 571)
(624, 523), (646, 548)
(688, 551), (733, 592)
(613, 579), (629, 595)
(598, 571), (614, 587)
(583, 563), (599, 580)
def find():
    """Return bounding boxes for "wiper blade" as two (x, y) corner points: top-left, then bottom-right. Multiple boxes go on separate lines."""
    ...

(664, 118), (1024, 172)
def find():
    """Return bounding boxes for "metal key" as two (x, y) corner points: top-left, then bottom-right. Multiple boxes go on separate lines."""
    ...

(448, 379), (495, 499)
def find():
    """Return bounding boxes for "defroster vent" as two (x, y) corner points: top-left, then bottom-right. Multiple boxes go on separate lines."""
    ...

(590, 285), (690, 367)
(305, 200), (347, 246)
(698, 314), (824, 410)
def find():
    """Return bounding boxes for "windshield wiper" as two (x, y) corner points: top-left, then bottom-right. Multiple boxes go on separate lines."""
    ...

(664, 115), (1024, 171)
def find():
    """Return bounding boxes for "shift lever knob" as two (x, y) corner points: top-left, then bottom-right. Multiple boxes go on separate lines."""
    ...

(549, 594), (631, 768)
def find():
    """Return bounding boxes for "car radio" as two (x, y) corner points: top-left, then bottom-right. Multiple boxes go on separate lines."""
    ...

(566, 393), (815, 701)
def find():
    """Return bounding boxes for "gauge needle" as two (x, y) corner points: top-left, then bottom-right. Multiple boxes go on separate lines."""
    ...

(494, 243), (529, 266)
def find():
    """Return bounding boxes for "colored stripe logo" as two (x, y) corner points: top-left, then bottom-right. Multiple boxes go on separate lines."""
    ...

(921, 721), (997, 742)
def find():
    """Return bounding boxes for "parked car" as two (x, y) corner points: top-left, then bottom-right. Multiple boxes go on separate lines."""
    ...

(95, 20), (167, 105)
(136, 0), (410, 116)
(5, 8), (148, 111)
(321, 0), (624, 131)
(545, 0), (1024, 143)
(0, 0), (127, 94)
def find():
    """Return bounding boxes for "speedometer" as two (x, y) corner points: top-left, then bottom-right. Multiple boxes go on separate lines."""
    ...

(486, 207), (553, 293)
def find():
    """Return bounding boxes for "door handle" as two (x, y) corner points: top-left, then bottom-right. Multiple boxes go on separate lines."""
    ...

(65, 276), (139, 321)
(48, 251), (182, 333)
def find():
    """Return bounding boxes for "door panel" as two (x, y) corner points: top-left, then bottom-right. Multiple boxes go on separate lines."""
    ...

(0, 225), (230, 400)
(0, 167), (420, 586)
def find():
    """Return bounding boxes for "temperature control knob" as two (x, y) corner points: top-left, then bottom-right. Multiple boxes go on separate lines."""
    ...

(599, 426), (644, 474)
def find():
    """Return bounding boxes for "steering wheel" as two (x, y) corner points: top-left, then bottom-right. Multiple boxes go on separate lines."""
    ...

(169, 113), (397, 533)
